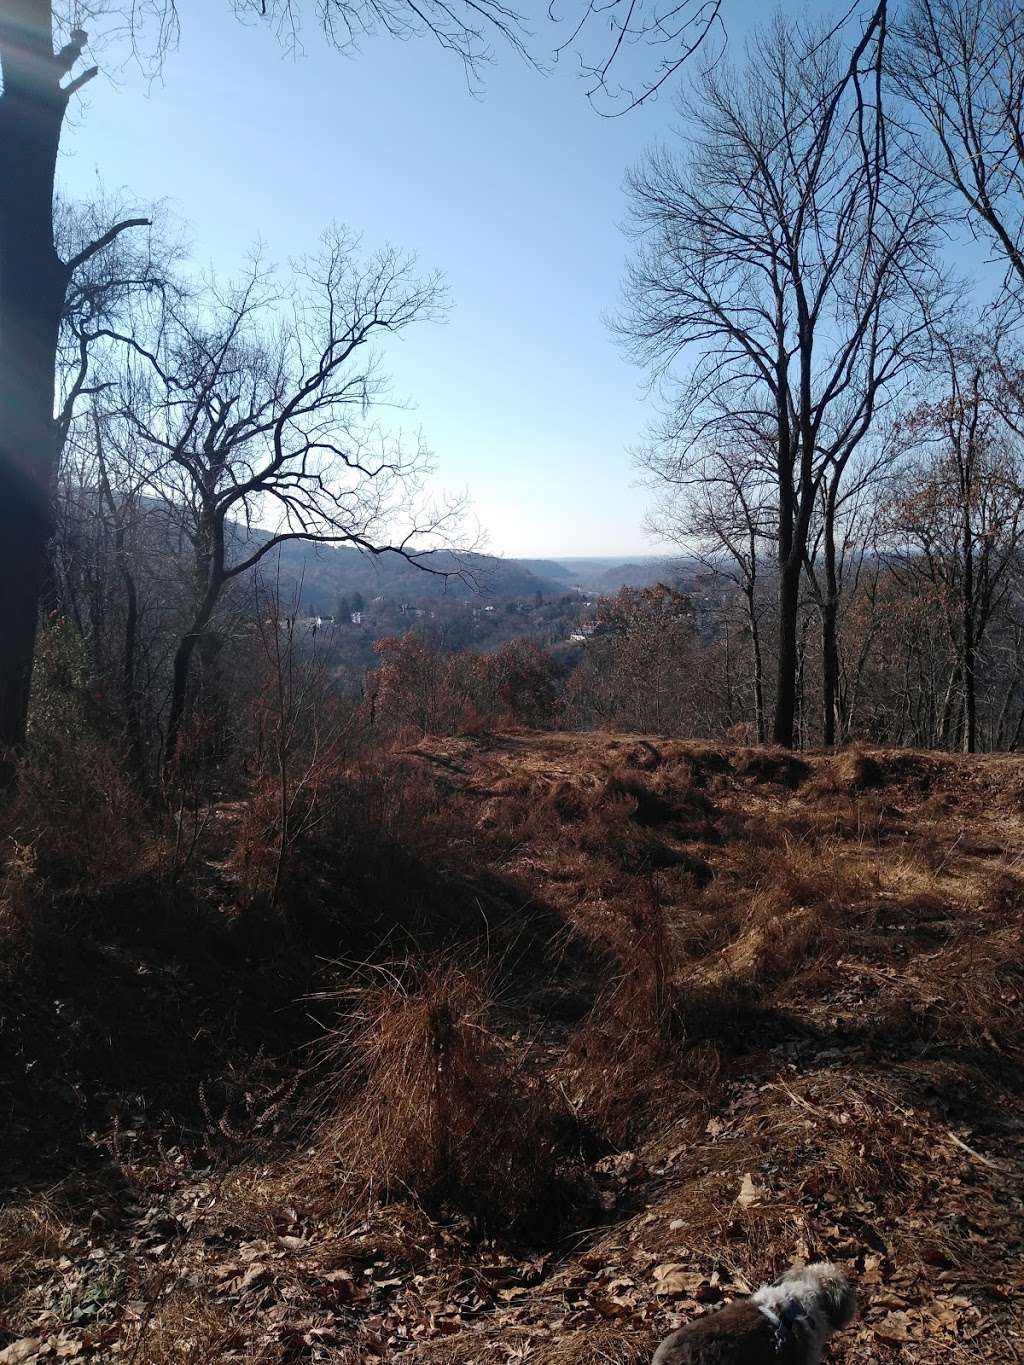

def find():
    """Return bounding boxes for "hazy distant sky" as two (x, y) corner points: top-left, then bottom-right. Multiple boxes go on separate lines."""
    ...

(54, 2), (798, 557)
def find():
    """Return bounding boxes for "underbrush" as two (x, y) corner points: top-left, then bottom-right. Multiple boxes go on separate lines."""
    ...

(0, 1197), (72, 1312)
(2, 730), (1022, 1361)
(306, 960), (575, 1235)
(0, 735), (165, 895)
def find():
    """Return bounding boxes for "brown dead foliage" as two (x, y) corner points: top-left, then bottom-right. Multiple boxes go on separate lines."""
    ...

(2, 732), (1024, 1363)
(733, 747), (810, 788)
(0, 1198), (71, 1312)
(306, 960), (572, 1234)
(122, 1292), (281, 1364)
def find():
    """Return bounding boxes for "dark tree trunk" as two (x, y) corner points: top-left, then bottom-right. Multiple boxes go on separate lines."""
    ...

(821, 599), (840, 747)
(0, 3), (72, 776)
(819, 481), (842, 748)
(745, 585), (766, 744)
(961, 499), (977, 756)
(773, 557), (801, 748)
(165, 627), (203, 777)
(164, 519), (225, 775)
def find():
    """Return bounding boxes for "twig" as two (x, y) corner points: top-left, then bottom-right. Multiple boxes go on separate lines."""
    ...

(944, 1130), (1003, 1172)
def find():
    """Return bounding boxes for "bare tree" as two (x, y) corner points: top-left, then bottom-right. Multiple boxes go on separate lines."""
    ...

(895, 0), (1024, 299)
(645, 440), (773, 741)
(0, 0), (903, 776)
(620, 10), (944, 748)
(883, 338), (1024, 752)
(100, 230), (460, 769)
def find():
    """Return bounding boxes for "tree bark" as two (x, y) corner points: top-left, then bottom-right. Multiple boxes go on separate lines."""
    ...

(773, 557), (802, 748)
(0, 3), (73, 775)
(745, 585), (766, 744)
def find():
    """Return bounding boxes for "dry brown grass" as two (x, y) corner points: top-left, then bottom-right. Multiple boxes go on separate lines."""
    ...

(123, 1291), (285, 1364)
(0, 1195), (72, 1311)
(306, 959), (571, 1233)
(528, 1326), (657, 1364)
(1, 736), (167, 892)
(414, 1325), (656, 1364)
(3, 730), (1022, 1363)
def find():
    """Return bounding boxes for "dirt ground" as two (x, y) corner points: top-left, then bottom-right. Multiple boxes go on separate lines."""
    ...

(1, 733), (1022, 1362)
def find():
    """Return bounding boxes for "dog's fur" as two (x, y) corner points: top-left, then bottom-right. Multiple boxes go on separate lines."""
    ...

(651, 1263), (856, 1365)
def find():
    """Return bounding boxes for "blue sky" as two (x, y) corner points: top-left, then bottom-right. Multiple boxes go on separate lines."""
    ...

(55, 0), (767, 557)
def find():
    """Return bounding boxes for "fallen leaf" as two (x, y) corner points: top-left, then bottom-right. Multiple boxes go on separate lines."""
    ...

(737, 1173), (763, 1209)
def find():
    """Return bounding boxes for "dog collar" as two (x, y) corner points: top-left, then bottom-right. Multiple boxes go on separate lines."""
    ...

(757, 1299), (808, 1354)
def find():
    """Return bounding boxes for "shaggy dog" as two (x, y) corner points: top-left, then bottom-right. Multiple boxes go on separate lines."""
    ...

(651, 1263), (856, 1364)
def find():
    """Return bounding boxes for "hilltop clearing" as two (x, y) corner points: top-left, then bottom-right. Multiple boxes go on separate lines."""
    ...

(1, 735), (1022, 1362)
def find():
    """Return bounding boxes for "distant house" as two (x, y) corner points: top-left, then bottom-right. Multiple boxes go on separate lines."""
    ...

(350, 611), (363, 626)
(569, 621), (620, 645)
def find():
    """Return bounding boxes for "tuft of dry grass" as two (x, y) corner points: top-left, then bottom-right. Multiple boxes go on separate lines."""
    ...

(734, 748), (809, 789)
(123, 1290), (284, 1363)
(307, 959), (572, 1233)
(563, 884), (723, 1143)
(0, 1195), (72, 1310)
(529, 1325), (658, 1364)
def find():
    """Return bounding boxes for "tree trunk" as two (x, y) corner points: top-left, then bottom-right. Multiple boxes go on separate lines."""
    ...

(164, 587), (221, 775)
(745, 586), (766, 744)
(961, 512), (977, 756)
(819, 481), (842, 748)
(821, 598), (840, 748)
(0, 3), (71, 777)
(773, 557), (801, 748)
(939, 657), (962, 751)
(963, 628), (977, 754)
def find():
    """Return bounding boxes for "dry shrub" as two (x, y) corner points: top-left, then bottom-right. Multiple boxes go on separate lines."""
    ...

(311, 960), (571, 1233)
(0, 1196), (71, 1308)
(0, 838), (38, 970)
(566, 888), (721, 1142)
(124, 1291), (282, 1364)
(734, 748), (809, 789)
(2, 736), (163, 890)
(809, 750), (886, 796)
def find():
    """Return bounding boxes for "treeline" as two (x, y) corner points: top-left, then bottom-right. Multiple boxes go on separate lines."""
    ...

(617, 0), (1024, 754)
(5, 0), (1024, 783)
(363, 557), (1024, 752)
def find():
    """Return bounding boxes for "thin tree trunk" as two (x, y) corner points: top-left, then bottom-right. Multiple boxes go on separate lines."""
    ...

(745, 586), (766, 744)
(822, 600), (840, 747)
(820, 481), (841, 747)
(0, 3), (72, 777)
(939, 658), (963, 751)
(962, 531), (977, 756)
(774, 557), (802, 748)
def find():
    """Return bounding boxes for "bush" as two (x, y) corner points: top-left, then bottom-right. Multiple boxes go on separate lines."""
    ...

(311, 960), (572, 1234)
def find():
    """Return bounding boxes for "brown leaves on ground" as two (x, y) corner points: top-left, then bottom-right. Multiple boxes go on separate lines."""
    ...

(1, 734), (1024, 1361)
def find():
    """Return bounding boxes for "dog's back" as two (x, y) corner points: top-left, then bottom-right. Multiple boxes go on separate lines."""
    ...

(651, 1299), (809, 1365)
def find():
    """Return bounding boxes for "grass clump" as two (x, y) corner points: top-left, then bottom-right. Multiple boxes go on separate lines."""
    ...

(312, 959), (573, 1235)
